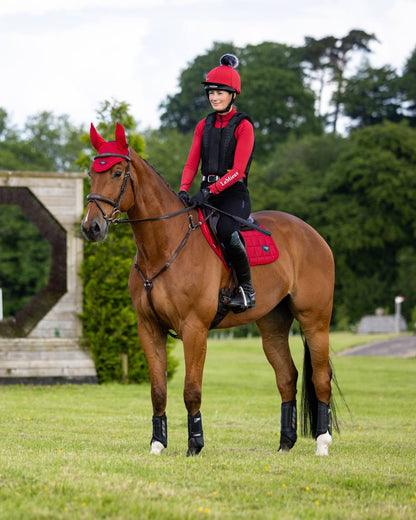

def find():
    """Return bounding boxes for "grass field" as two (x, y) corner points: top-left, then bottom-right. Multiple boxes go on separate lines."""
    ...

(0, 332), (415, 519)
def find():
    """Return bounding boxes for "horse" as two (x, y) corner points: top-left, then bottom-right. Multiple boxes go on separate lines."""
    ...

(81, 122), (338, 457)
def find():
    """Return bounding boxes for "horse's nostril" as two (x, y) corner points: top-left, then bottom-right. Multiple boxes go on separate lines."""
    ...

(91, 221), (101, 235)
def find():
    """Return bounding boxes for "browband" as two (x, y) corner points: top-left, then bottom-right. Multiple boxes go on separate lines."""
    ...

(94, 152), (130, 161)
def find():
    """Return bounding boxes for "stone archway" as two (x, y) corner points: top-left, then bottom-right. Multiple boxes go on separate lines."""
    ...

(0, 171), (96, 384)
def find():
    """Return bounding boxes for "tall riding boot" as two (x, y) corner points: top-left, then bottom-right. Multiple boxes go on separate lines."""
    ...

(226, 231), (256, 312)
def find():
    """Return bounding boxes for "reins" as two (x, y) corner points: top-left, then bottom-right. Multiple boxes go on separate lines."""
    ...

(113, 205), (193, 225)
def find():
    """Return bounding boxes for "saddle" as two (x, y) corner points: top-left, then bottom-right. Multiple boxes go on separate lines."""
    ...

(197, 208), (279, 326)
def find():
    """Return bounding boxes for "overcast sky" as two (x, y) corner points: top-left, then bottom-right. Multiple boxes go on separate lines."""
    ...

(1, 0), (415, 130)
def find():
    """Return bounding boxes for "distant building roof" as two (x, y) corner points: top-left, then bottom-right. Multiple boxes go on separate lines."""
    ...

(357, 315), (407, 334)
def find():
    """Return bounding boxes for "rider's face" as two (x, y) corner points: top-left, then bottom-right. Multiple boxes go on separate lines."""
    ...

(208, 90), (234, 112)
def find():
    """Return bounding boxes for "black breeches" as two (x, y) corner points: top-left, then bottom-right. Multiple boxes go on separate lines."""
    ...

(207, 184), (251, 246)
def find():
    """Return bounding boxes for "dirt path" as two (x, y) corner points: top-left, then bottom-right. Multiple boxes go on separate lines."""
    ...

(338, 335), (416, 358)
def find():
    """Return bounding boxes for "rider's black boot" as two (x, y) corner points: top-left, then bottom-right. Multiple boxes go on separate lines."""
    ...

(226, 231), (256, 312)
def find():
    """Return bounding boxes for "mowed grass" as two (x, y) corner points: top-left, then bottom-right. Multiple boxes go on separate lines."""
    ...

(0, 332), (415, 519)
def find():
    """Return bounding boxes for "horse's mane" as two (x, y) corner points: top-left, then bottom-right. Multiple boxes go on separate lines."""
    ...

(131, 149), (178, 198)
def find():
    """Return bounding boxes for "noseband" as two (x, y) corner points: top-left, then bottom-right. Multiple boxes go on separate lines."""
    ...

(87, 152), (136, 222)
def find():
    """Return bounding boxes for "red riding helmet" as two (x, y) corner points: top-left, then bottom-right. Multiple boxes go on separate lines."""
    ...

(202, 54), (241, 94)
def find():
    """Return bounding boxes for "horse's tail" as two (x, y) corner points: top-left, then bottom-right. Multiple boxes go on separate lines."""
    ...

(300, 333), (341, 437)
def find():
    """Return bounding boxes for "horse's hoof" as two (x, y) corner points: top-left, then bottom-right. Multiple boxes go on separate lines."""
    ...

(150, 441), (165, 456)
(278, 433), (296, 452)
(186, 437), (203, 457)
(315, 431), (332, 456)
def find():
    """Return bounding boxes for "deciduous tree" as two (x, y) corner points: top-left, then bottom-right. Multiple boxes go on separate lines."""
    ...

(341, 63), (403, 128)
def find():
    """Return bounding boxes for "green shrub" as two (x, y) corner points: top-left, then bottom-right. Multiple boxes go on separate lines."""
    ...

(80, 223), (178, 384)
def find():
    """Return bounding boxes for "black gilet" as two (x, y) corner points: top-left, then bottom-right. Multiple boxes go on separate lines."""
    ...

(201, 111), (254, 186)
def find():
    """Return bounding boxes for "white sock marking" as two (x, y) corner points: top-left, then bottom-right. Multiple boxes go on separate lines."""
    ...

(150, 441), (165, 456)
(315, 431), (332, 456)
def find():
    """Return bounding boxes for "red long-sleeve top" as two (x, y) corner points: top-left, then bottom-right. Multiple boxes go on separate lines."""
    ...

(180, 108), (255, 195)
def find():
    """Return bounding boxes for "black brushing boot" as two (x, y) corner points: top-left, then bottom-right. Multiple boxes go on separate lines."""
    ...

(150, 413), (167, 455)
(279, 400), (297, 451)
(187, 411), (204, 456)
(226, 231), (256, 312)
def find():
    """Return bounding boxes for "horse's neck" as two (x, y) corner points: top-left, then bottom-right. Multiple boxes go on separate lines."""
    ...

(128, 153), (187, 266)
(130, 154), (177, 218)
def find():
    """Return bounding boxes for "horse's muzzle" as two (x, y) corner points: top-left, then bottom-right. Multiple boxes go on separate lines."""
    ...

(81, 215), (108, 243)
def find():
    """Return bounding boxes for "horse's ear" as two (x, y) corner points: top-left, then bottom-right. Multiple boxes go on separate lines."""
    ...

(115, 122), (128, 149)
(90, 123), (106, 151)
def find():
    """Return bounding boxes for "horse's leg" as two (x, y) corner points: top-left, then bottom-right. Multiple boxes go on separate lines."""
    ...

(182, 326), (208, 456)
(256, 298), (298, 452)
(297, 316), (333, 456)
(137, 321), (169, 455)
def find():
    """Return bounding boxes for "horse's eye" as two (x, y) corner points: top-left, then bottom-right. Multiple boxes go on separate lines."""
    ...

(114, 170), (123, 178)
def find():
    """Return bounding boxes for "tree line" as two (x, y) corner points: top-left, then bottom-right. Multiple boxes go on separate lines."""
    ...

(1, 31), (416, 380)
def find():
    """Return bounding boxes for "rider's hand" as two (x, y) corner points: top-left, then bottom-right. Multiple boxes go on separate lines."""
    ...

(189, 188), (211, 206)
(178, 190), (190, 205)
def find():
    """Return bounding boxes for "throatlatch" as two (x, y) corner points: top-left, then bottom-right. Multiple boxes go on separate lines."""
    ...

(279, 400), (298, 451)
(151, 413), (168, 447)
(315, 401), (331, 438)
(187, 411), (204, 456)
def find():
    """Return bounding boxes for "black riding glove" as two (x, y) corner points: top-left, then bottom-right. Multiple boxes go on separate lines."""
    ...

(190, 188), (211, 206)
(178, 190), (190, 205)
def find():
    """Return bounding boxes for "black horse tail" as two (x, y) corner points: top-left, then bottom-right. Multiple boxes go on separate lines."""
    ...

(300, 333), (341, 437)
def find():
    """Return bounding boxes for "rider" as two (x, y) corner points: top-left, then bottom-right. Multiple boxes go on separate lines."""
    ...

(178, 54), (256, 311)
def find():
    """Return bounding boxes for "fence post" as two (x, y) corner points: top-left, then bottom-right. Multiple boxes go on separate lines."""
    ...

(394, 295), (405, 334)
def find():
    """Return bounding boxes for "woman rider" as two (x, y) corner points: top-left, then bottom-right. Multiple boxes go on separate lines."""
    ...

(178, 53), (256, 312)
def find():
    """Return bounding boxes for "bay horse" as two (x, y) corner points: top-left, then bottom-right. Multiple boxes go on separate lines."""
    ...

(81, 123), (337, 456)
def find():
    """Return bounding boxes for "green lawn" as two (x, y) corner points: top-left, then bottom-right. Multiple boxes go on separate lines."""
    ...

(0, 333), (415, 519)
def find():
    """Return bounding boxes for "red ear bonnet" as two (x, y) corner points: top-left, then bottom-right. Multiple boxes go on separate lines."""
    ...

(90, 122), (129, 172)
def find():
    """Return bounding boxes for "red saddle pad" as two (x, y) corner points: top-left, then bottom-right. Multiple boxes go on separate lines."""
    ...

(198, 209), (279, 269)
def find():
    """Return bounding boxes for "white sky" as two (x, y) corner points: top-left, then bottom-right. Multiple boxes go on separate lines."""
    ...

(1, 0), (415, 130)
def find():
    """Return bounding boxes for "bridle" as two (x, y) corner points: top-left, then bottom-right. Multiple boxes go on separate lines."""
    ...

(86, 152), (135, 222)
(87, 151), (205, 227)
